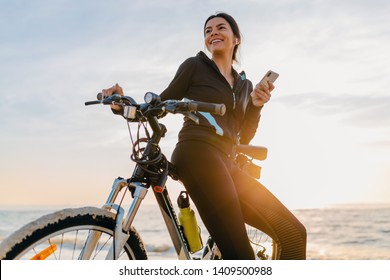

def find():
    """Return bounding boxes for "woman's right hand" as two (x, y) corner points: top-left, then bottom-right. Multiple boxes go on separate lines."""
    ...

(250, 80), (275, 107)
(101, 83), (124, 111)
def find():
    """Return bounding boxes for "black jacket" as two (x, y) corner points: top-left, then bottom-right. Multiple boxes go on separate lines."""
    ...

(160, 51), (262, 154)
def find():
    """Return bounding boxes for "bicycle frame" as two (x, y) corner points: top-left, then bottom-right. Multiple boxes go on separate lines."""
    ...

(80, 113), (200, 260)
(80, 95), (267, 260)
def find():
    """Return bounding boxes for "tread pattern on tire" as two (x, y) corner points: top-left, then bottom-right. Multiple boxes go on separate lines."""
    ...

(0, 207), (147, 260)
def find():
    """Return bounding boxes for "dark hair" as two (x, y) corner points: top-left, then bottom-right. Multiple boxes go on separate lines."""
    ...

(204, 12), (242, 62)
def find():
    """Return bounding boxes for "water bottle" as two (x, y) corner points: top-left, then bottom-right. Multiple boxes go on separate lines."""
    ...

(177, 191), (203, 253)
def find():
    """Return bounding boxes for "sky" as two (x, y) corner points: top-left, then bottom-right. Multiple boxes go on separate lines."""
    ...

(0, 0), (389, 210)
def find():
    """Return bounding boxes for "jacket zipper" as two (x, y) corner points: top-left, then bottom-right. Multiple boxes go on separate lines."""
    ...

(232, 88), (236, 109)
(199, 52), (240, 110)
(232, 72), (246, 110)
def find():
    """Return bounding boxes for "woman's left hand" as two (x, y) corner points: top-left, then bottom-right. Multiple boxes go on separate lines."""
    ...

(101, 83), (124, 111)
(250, 81), (275, 107)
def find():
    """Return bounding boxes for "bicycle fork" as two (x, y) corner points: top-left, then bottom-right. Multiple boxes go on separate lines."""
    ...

(80, 178), (148, 260)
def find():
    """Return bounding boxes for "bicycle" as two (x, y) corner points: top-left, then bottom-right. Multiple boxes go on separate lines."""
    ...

(0, 92), (277, 260)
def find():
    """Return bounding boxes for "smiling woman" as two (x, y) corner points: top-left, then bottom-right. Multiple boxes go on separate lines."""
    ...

(99, 11), (306, 260)
(204, 13), (241, 64)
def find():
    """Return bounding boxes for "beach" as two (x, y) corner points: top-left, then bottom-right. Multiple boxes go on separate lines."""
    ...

(1, 203), (389, 260)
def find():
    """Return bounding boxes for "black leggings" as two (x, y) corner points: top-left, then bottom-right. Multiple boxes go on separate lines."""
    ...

(171, 141), (307, 260)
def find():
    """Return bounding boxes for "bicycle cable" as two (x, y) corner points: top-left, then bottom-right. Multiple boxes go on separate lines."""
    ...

(127, 118), (166, 176)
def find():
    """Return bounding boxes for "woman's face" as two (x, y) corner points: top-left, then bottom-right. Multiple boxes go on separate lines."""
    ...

(204, 17), (237, 58)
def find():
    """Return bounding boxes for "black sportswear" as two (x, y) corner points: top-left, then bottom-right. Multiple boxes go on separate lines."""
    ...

(161, 51), (307, 259)
(160, 51), (262, 156)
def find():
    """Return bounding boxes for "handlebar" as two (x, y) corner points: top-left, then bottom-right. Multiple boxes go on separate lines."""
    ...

(84, 91), (265, 182)
(187, 101), (226, 116)
(85, 92), (226, 122)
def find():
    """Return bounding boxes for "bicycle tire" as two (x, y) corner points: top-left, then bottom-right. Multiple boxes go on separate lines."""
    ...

(0, 207), (147, 260)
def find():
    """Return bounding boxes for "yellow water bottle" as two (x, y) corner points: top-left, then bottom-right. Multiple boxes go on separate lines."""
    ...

(177, 191), (203, 253)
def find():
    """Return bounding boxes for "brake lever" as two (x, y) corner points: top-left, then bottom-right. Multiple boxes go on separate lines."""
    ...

(182, 112), (199, 124)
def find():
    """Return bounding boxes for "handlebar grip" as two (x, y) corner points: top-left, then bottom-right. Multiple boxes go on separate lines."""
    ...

(97, 92), (119, 101)
(98, 93), (121, 104)
(236, 145), (268, 161)
(188, 101), (226, 116)
(85, 100), (102, 106)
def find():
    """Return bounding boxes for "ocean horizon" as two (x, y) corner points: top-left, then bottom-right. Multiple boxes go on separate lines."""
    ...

(1, 203), (389, 260)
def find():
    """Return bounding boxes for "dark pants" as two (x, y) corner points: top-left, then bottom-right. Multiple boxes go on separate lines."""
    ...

(171, 140), (307, 260)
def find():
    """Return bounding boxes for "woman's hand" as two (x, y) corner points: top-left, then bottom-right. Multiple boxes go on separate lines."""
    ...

(250, 81), (275, 107)
(101, 83), (124, 111)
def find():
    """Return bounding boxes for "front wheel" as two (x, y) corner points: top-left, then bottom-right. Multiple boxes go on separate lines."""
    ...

(0, 207), (147, 260)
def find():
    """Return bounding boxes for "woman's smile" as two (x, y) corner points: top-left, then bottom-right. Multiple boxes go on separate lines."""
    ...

(210, 38), (223, 45)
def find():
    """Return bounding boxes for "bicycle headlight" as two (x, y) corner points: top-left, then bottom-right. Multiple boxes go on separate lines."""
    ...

(144, 92), (160, 104)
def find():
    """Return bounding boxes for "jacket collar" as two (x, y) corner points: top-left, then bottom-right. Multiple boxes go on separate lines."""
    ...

(197, 51), (247, 84)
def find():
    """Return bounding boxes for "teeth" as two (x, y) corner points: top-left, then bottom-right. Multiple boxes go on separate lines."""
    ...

(211, 39), (222, 44)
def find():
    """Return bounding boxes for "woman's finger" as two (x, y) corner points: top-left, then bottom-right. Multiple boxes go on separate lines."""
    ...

(268, 81), (275, 92)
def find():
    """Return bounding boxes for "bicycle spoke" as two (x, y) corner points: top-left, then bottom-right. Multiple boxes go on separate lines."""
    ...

(93, 234), (112, 259)
(72, 230), (79, 260)
(59, 234), (64, 259)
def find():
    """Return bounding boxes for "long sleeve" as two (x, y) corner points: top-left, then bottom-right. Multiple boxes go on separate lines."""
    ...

(160, 57), (197, 101)
(239, 101), (263, 145)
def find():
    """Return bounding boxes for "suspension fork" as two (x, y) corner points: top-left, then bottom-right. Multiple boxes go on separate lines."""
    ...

(104, 177), (149, 232)
(105, 181), (148, 260)
(80, 178), (149, 259)
(79, 178), (128, 259)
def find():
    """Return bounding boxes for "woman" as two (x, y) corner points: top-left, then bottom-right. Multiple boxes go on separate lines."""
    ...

(103, 12), (306, 259)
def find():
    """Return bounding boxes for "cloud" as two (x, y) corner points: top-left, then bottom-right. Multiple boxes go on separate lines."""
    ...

(275, 92), (390, 128)
(1, 0), (390, 208)
(364, 141), (390, 150)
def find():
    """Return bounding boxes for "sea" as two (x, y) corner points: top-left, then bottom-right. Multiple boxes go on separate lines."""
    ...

(0, 203), (389, 260)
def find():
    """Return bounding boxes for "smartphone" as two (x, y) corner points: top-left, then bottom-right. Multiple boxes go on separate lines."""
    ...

(260, 70), (279, 85)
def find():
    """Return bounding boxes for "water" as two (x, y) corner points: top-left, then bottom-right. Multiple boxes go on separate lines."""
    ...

(0, 204), (389, 260)
(294, 204), (390, 260)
